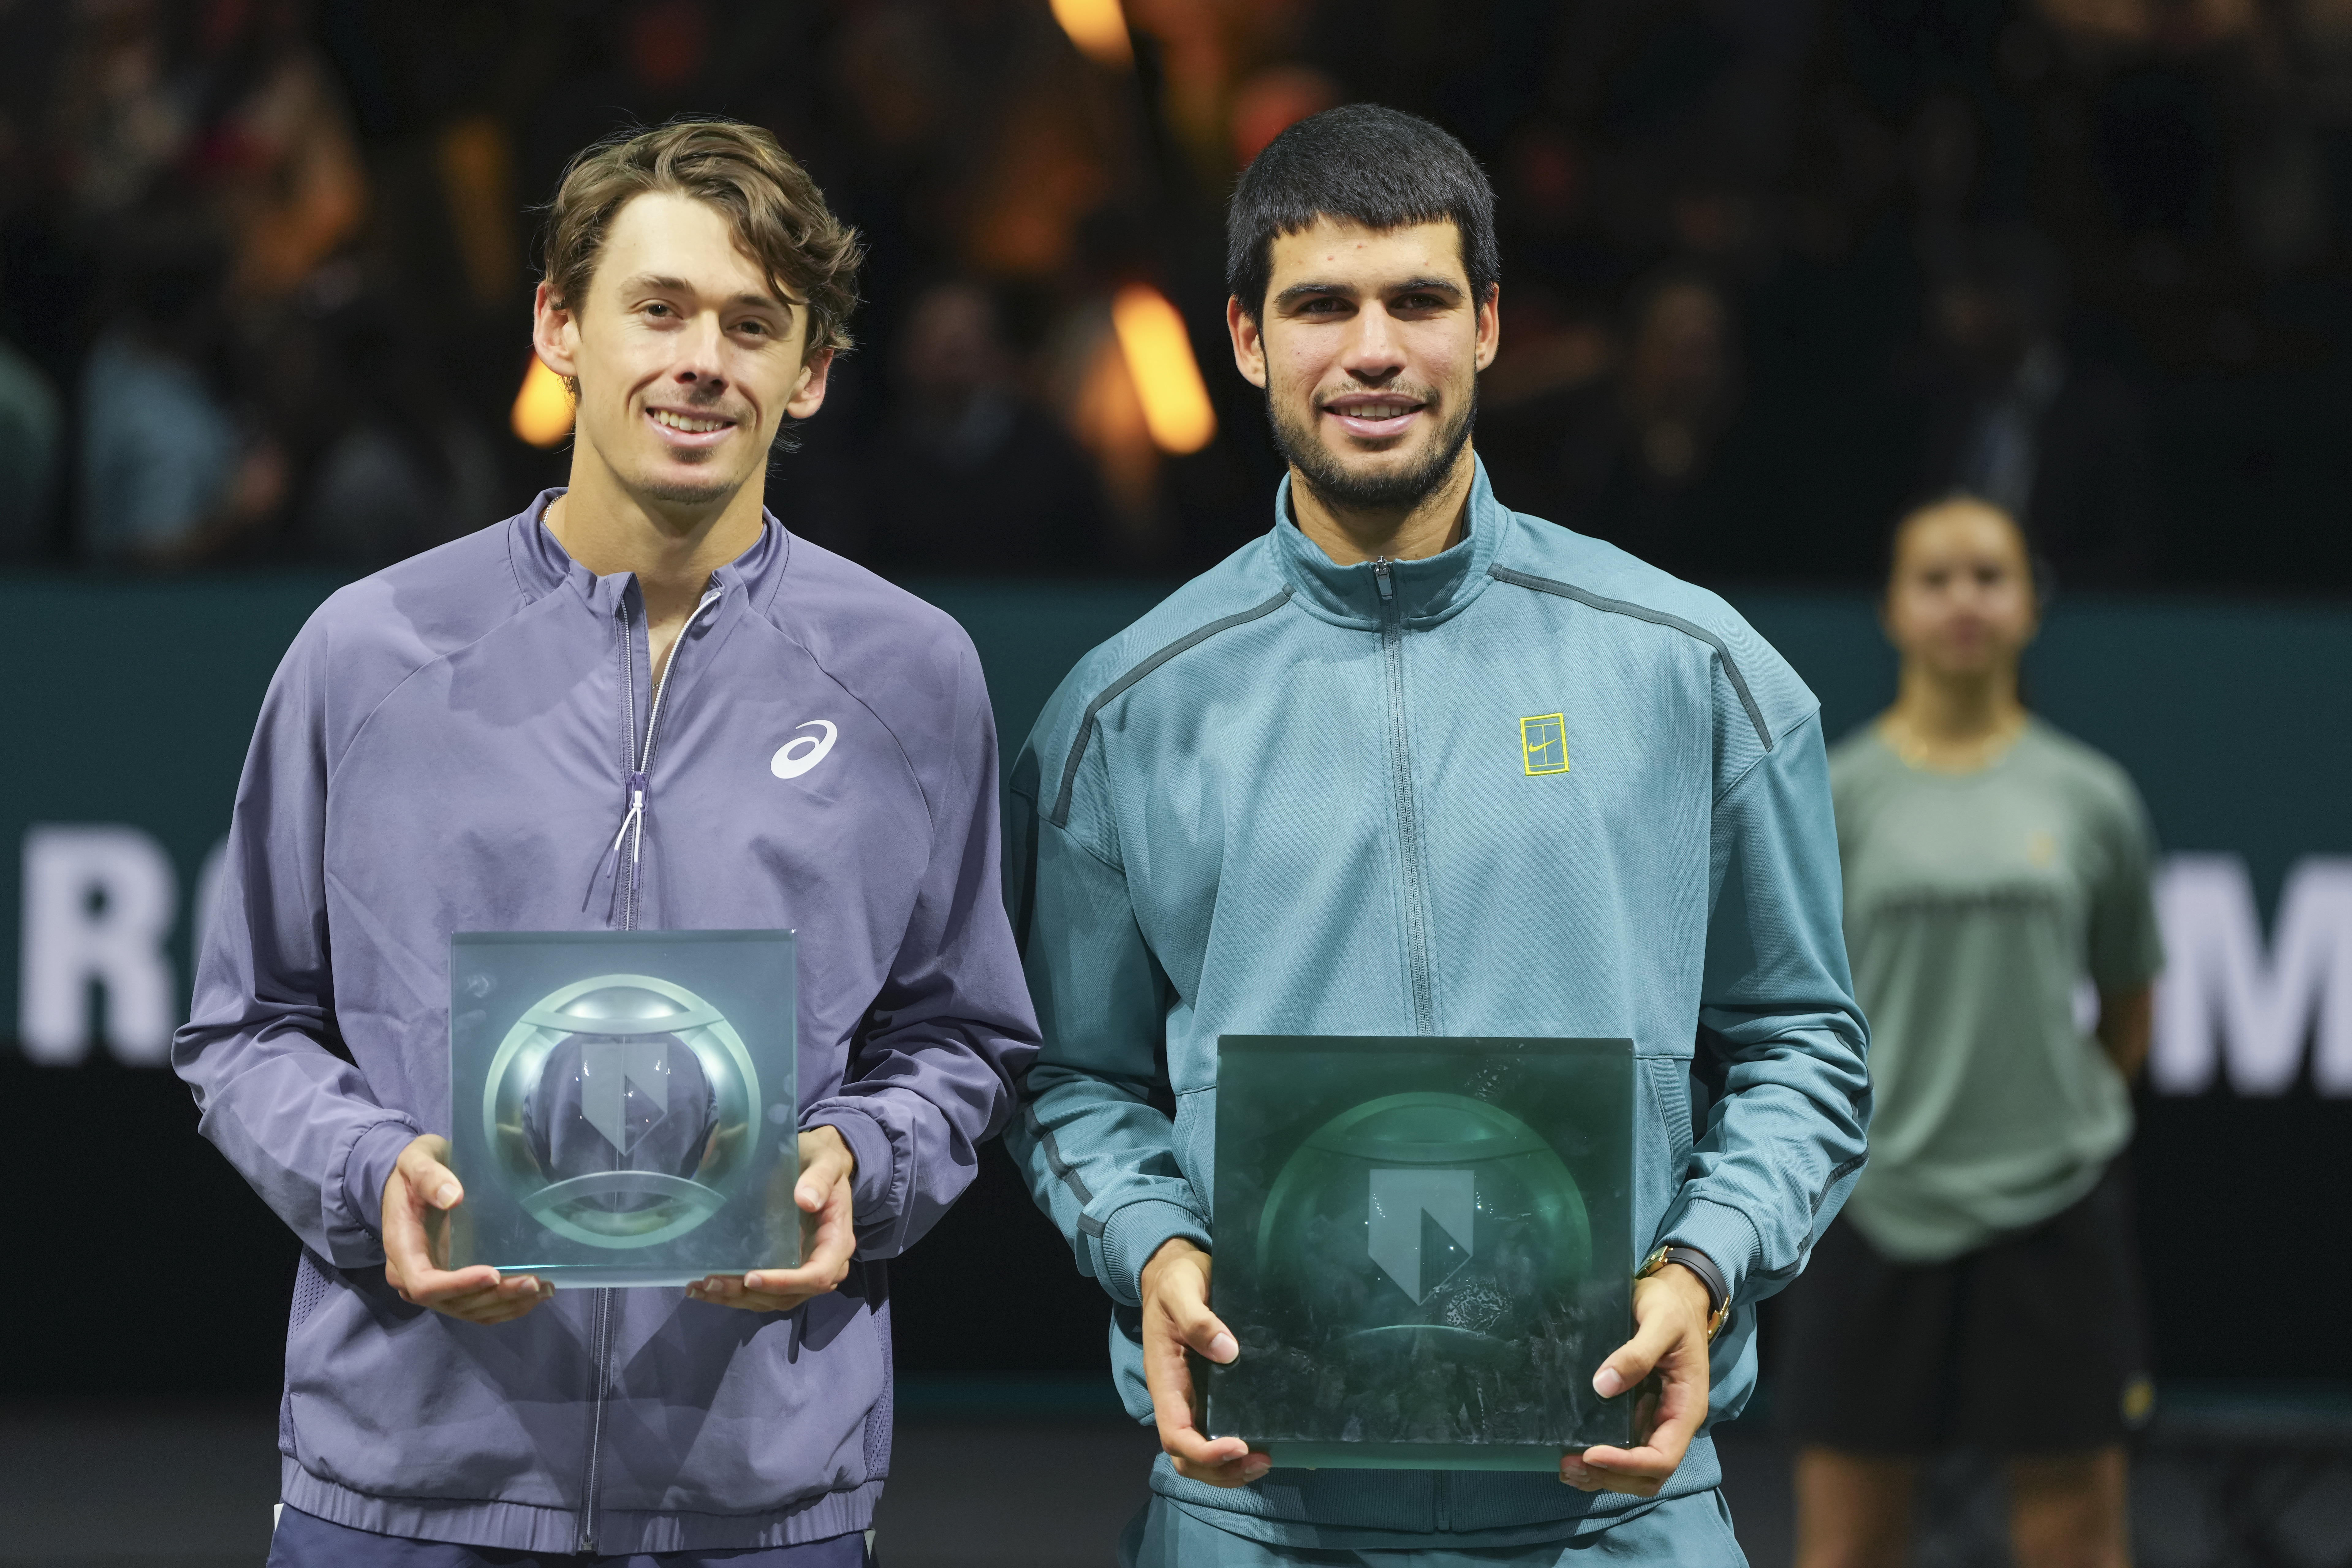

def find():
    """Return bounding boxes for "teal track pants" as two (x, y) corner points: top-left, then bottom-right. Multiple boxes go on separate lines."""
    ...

(1116, 1491), (1749, 1567)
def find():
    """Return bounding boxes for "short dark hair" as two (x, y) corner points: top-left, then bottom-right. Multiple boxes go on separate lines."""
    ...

(1226, 104), (1499, 322)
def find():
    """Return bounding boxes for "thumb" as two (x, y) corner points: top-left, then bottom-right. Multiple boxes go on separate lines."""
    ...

(1594, 1311), (1676, 1399)
(796, 1146), (849, 1211)
(403, 1153), (463, 1211)
(1167, 1282), (1239, 1364)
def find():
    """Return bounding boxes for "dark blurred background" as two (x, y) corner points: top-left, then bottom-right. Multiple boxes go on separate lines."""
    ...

(3, 0), (2352, 591)
(5, 2), (2352, 1564)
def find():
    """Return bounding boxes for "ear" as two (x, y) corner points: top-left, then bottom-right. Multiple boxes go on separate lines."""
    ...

(1227, 295), (1267, 390)
(1474, 283), (1501, 372)
(532, 281), (580, 381)
(786, 346), (835, 420)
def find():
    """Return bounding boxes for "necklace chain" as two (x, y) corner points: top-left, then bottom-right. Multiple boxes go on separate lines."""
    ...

(1885, 710), (2026, 771)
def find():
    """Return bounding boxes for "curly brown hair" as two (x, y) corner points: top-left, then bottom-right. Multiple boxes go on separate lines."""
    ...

(540, 119), (862, 360)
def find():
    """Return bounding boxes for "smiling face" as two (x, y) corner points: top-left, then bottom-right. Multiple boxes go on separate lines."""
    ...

(1229, 217), (1498, 514)
(532, 190), (832, 514)
(1884, 498), (2039, 679)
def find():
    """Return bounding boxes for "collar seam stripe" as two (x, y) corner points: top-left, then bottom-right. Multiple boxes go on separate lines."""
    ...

(1048, 586), (1295, 828)
(1486, 565), (1773, 750)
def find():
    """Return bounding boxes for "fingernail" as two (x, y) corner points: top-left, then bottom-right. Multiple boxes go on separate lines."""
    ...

(1593, 1367), (1625, 1397)
(434, 1183), (460, 1207)
(1560, 1460), (1589, 1484)
(1208, 1332), (1239, 1362)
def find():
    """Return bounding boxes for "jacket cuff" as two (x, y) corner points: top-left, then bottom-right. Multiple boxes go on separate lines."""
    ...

(803, 1102), (897, 1227)
(333, 1116), (426, 1256)
(1660, 1196), (1764, 1303)
(1098, 1198), (1212, 1309)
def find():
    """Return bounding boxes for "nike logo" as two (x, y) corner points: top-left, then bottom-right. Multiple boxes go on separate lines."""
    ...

(771, 720), (838, 780)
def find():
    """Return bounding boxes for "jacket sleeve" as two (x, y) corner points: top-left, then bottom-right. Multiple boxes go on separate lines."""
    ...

(172, 616), (425, 1271)
(999, 745), (1207, 1308)
(1659, 708), (1872, 1306)
(800, 637), (1043, 1261)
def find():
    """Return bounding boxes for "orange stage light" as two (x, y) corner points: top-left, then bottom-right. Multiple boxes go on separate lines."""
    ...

(1051, 0), (1132, 67)
(1111, 284), (1217, 456)
(511, 356), (574, 448)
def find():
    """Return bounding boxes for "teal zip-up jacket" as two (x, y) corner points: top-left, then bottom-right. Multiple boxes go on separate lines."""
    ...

(1005, 463), (1870, 1551)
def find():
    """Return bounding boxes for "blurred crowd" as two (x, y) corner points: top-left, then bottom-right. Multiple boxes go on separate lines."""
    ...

(2, 0), (2351, 588)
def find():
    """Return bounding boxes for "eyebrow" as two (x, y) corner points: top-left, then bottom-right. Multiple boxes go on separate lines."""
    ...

(1273, 275), (1466, 307)
(619, 274), (798, 312)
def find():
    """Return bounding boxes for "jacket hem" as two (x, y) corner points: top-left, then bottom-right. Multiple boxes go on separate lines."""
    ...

(1149, 1435), (1720, 1548)
(280, 1460), (882, 1553)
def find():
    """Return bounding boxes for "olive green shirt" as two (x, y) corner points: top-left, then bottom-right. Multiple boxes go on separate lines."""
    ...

(1831, 718), (2164, 1263)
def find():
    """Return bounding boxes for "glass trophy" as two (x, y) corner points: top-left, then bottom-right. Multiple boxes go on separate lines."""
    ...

(1201, 1036), (1635, 1470)
(446, 930), (799, 1287)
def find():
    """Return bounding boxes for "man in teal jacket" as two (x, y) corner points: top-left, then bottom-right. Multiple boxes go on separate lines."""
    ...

(1006, 105), (1870, 1564)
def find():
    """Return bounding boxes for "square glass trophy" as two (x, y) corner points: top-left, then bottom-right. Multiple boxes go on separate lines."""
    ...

(446, 930), (799, 1287)
(1201, 1036), (1635, 1469)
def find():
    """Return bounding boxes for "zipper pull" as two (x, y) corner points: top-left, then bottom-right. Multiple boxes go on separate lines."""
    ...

(1372, 557), (1395, 604)
(627, 771), (646, 812)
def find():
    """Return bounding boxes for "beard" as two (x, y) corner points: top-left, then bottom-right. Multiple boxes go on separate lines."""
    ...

(637, 473), (742, 506)
(1267, 380), (1479, 513)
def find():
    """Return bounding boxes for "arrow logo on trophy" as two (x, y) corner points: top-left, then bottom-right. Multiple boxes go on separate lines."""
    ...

(580, 1040), (674, 1154)
(1367, 1168), (1475, 1304)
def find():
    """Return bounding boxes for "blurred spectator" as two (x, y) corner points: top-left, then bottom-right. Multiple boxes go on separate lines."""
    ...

(0, 326), (62, 560)
(300, 290), (496, 566)
(1581, 270), (1749, 576)
(56, 0), (366, 295)
(861, 280), (1108, 575)
(52, 0), (194, 227)
(524, 0), (722, 208)
(1919, 227), (2160, 587)
(185, 0), (368, 299)
(78, 222), (286, 566)
(1483, 269), (1747, 580)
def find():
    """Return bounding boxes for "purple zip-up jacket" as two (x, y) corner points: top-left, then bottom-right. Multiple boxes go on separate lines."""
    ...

(173, 494), (1041, 1554)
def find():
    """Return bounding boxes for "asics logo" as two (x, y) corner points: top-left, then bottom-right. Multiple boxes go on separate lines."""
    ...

(771, 720), (838, 780)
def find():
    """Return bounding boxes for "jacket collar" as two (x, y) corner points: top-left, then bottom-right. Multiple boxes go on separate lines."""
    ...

(1269, 457), (1509, 630)
(507, 488), (794, 619)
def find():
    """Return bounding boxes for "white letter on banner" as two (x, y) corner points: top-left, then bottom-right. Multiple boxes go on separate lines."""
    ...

(2153, 854), (2352, 1096)
(18, 825), (179, 1066)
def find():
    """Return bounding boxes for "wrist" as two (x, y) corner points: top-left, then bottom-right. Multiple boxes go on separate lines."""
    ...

(806, 1122), (857, 1181)
(1140, 1235), (1208, 1297)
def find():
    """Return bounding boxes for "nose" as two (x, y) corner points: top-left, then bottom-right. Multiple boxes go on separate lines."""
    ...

(672, 312), (729, 396)
(1339, 302), (1406, 383)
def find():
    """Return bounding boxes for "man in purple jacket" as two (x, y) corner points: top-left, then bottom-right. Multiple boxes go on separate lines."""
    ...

(173, 120), (1039, 1565)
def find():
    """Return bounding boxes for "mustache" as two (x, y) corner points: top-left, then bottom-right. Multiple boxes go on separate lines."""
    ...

(1317, 383), (1441, 409)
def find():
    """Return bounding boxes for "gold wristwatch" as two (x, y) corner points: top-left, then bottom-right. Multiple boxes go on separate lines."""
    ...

(1637, 1244), (1733, 1342)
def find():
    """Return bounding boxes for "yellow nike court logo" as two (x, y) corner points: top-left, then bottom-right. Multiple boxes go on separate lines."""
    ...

(1522, 713), (1569, 775)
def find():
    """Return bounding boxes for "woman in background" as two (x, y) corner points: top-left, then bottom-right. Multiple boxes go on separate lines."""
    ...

(1785, 494), (2164, 1568)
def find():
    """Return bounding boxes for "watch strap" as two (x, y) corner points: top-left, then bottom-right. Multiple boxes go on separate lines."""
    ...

(1638, 1244), (1733, 1341)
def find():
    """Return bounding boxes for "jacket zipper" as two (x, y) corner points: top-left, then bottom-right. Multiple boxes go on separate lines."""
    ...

(1372, 560), (1437, 1036)
(578, 1287), (616, 1554)
(578, 581), (722, 1553)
